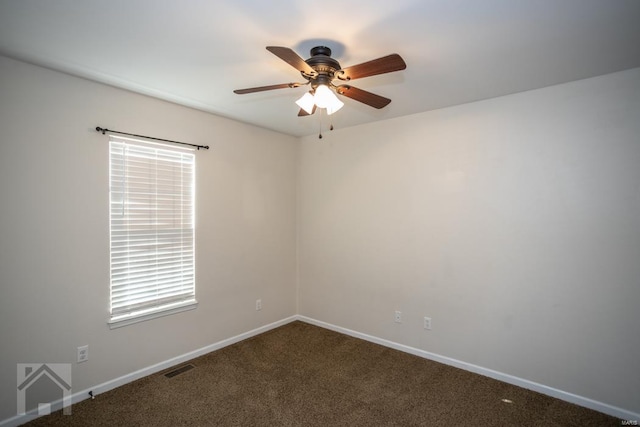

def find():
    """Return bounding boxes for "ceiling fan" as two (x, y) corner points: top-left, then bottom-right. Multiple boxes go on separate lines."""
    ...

(234, 46), (407, 117)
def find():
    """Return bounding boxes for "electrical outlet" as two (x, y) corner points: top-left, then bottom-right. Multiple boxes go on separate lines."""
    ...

(256, 299), (262, 311)
(394, 310), (402, 323)
(77, 345), (89, 363)
(424, 317), (432, 330)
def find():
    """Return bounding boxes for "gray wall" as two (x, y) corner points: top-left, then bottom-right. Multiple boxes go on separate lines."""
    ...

(298, 68), (640, 414)
(0, 55), (298, 421)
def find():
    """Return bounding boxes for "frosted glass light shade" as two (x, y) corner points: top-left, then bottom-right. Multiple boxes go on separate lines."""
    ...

(296, 92), (315, 114)
(313, 85), (336, 108)
(326, 98), (344, 115)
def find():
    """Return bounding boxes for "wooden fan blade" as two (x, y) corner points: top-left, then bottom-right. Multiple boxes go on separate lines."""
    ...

(234, 83), (301, 94)
(337, 54), (406, 81)
(336, 85), (391, 109)
(266, 46), (316, 75)
(297, 105), (317, 117)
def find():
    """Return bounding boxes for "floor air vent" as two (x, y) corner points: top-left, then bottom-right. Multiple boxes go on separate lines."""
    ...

(164, 364), (195, 378)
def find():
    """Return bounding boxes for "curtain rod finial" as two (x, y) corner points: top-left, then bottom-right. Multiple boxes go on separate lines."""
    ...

(96, 126), (106, 135)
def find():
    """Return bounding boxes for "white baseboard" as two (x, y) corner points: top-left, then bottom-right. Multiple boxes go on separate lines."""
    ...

(3, 314), (636, 426)
(0, 316), (298, 427)
(296, 315), (639, 421)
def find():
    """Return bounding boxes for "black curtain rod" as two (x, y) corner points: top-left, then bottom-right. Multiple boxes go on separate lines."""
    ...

(95, 127), (209, 150)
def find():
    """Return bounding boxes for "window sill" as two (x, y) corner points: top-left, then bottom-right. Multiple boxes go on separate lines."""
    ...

(108, 300), (198, 329)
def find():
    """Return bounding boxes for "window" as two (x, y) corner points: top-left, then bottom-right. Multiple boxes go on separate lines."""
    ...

(109, 136), (196, 328)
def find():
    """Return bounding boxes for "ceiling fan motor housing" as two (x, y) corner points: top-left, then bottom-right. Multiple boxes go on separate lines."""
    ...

(305, 46), (341, 88)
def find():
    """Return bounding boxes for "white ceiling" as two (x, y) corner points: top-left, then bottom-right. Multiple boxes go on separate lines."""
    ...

(1, 0), (639, 137)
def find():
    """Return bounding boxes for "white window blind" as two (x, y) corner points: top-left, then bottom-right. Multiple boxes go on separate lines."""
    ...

(109, 136), (196, 326)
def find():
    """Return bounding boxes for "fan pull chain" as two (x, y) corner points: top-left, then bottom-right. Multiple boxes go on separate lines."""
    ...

(317, 110), (336, 139)
(317, 110), (335, 139)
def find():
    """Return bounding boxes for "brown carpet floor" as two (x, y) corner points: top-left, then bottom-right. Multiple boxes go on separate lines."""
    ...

(26, 321), (619, 426)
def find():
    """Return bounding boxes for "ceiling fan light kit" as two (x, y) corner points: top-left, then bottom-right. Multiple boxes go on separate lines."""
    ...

(234, 45), (407, 121)
(299, 84), (344, 115)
